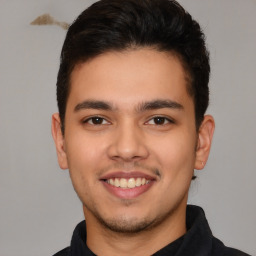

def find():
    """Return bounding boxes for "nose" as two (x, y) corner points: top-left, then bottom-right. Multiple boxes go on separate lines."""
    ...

(107, 121), (149, 162)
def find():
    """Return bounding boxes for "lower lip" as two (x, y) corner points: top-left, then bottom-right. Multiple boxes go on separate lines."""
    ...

(102, 181), (154, 199)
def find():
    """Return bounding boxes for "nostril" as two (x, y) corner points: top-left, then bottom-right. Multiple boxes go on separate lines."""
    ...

(106, 131), (149, 161)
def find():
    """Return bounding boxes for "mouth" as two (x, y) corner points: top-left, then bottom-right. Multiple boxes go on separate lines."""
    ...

(104, 177), (151, 189)
(100, 172), (156, 199)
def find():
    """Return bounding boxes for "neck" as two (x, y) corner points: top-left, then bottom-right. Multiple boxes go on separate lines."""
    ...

(84, 201), (187, 256)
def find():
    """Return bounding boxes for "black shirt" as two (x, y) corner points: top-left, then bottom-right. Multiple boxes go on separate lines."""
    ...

(53, 205), (250, 256)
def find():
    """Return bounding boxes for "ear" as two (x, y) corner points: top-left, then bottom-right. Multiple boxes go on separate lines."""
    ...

(51, 113), (68, 169)
(194, 115), (215, 170)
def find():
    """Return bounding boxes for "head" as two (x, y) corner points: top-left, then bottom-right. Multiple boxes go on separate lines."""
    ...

(52, 0), (214, 247)
(57, 0), (210, 133)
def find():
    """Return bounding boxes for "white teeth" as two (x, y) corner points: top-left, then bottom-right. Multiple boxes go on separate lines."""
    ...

(114, 178), (120, 187)
(135, 178), (142, 187)
(120, 178), (127, 188)
(127, 178), (136, 188)
(106, 177), (150, 189)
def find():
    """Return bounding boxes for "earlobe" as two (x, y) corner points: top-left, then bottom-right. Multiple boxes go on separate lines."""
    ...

(194, 115), (215, 170)
(51, 113), (68, 169)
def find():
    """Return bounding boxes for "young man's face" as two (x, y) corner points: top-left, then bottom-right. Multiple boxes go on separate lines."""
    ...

(52, 48), (213, 233)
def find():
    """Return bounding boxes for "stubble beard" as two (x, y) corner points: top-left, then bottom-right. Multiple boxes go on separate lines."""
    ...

(79, 162), (180, 234)
(83, 197), (179, 235)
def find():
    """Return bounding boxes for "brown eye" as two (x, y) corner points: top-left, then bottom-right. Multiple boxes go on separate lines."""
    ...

(91, 117), (104, 124)
(153, 117), (166, 125)
(83, 117), (109, 125)
(146, 116), (174, 125)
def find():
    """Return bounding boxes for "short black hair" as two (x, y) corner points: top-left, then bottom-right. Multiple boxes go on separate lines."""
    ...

(57, 0), (210, 133)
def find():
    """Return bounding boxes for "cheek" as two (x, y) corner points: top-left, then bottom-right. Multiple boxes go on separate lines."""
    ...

(151, 132), (196, 176)
(65, 132), (106, 167)
(65, 135), (104, 197)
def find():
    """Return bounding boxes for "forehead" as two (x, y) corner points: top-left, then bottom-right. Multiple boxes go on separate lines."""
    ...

(68, 48), (193, 109)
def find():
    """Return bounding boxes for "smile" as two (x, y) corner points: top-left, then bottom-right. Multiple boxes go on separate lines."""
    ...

(100, 172), (156, 199)
(106, 177), (151, 189)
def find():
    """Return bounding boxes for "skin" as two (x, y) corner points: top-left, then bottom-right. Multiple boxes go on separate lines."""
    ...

(52, 48), (214, 256)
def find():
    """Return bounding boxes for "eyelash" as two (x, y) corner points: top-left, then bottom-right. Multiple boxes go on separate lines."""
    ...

(82, 116), (110, 125)
(82, 116), (174, 126)
(146, 116), (174, 125)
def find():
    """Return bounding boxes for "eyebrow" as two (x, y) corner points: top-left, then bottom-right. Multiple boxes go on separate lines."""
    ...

(74, 99), (183, 112)
(135, 99), (184, 112)
(74, 100), (113, 112)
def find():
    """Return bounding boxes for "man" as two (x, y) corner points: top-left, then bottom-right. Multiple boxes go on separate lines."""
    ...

(51, 0), (250, 255)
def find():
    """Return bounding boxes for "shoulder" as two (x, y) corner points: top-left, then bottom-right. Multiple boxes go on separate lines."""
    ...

(52, 246), (70, 256)
(212, 237), (251, 256)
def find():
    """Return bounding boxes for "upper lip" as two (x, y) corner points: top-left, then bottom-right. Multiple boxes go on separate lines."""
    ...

(100, 171), (157, 181)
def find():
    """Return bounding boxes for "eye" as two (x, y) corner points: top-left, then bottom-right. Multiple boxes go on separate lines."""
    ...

(146, 116), (173, 125)
(83, 116), (110, 125)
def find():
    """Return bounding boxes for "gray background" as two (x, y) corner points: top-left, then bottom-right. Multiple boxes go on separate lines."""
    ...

(0, 0), (255, 255)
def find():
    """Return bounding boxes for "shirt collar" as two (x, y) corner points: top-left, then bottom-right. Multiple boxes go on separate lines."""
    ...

(69, 205), (213, 256)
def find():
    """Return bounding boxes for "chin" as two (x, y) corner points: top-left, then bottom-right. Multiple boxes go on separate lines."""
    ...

(98, 216), (156, 234)
(91, 206), (173, 234)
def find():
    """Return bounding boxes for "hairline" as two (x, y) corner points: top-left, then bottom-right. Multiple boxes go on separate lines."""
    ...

(61, 46), (196, 133)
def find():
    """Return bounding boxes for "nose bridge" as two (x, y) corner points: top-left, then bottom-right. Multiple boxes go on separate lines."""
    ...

(107, 118), (148, 161)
